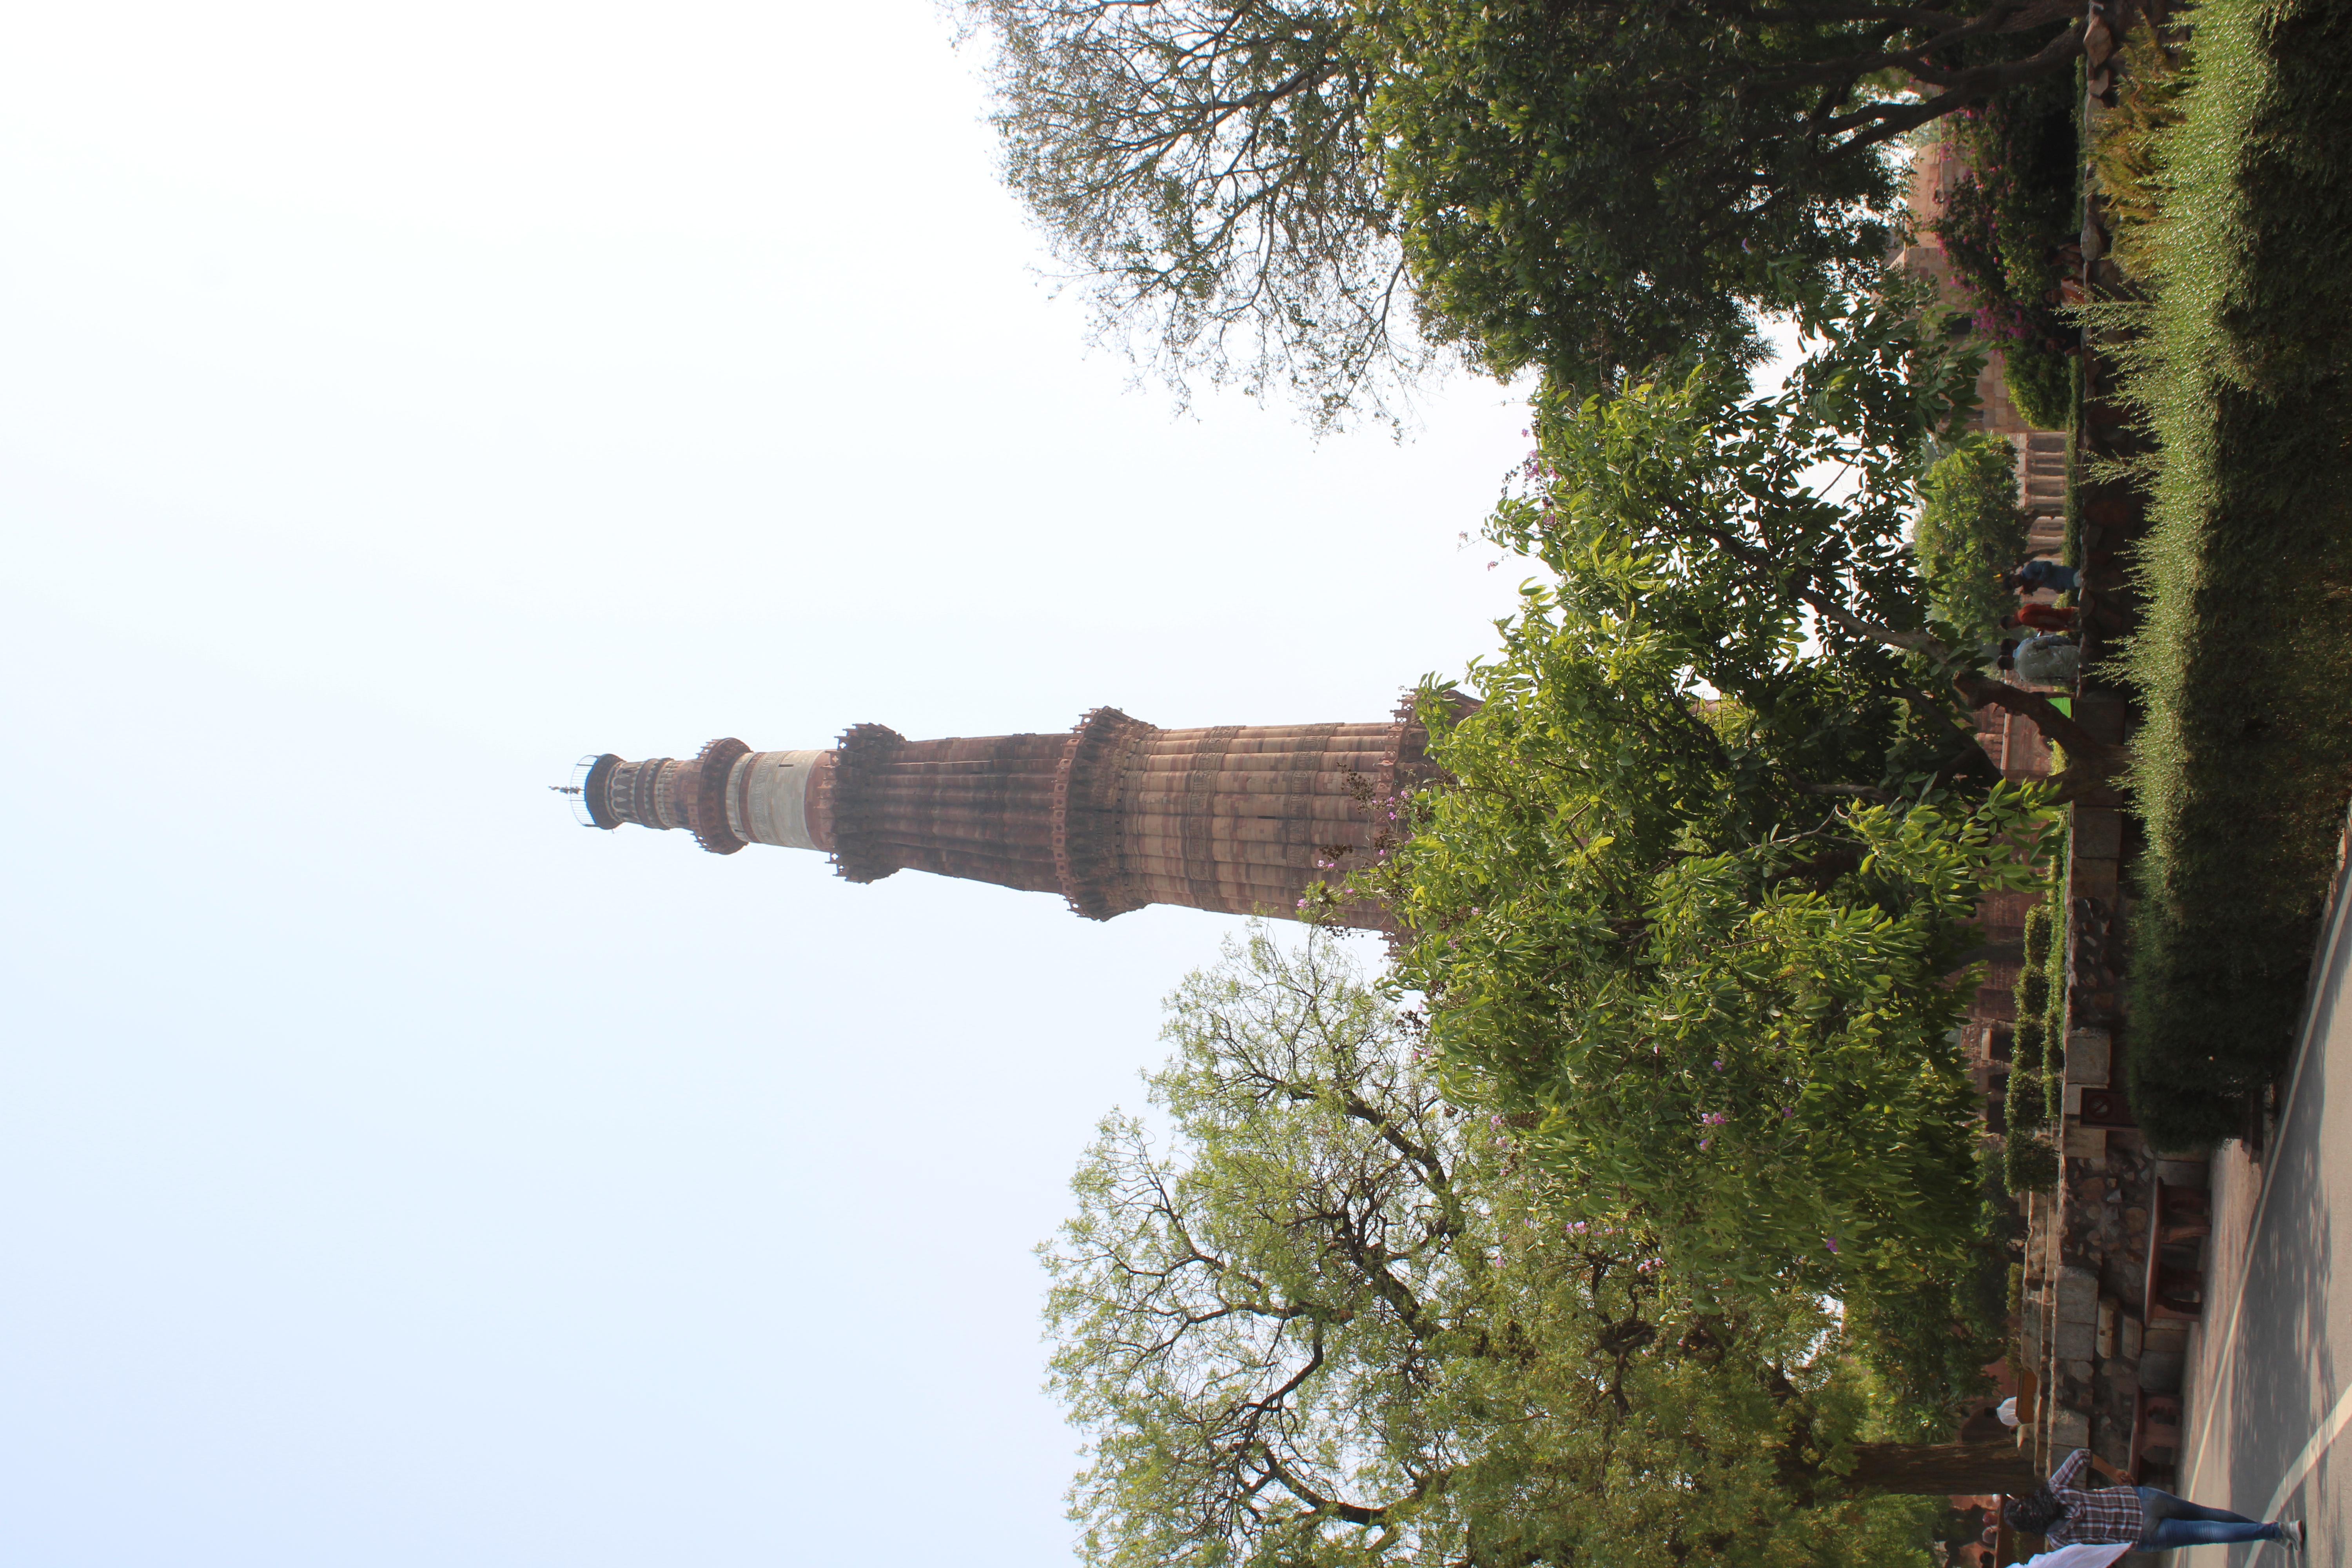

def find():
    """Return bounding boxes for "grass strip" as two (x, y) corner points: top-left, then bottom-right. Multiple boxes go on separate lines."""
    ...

(2113, 0), (2352, 1145)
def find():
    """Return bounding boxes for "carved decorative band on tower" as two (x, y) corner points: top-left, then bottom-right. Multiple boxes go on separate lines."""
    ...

(580, 701), (1447, 929)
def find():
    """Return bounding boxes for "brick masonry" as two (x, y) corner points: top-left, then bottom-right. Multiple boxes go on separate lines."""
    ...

(581, 698), (1450, 930)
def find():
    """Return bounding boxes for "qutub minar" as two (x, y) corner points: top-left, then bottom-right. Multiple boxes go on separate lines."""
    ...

(575, 701), (1453, 930)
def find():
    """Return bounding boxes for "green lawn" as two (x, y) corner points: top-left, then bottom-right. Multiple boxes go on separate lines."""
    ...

(2114, 0), (2352, 1144)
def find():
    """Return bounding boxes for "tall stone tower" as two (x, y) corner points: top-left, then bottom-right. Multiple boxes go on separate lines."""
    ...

(578, 703), (1443, 928)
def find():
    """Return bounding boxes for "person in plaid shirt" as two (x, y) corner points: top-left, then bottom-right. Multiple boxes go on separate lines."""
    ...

(2004, 1447), (2305, 1551)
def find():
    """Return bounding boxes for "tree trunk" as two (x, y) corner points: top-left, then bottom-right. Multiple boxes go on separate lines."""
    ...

(1845, 1442), (2040, 1495)
(1952, 672), (2123, 774)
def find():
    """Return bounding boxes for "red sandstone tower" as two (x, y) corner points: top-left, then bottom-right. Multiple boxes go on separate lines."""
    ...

(579, 704), (1440, 928)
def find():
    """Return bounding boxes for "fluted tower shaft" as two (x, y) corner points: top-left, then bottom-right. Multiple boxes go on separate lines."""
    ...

(581, 704), (1440, 928)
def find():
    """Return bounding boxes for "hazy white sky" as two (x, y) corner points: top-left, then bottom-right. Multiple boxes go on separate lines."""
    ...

(0, 5), (1535, 1564)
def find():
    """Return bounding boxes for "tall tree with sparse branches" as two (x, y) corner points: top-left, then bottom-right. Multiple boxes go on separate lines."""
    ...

(1044, 929), (2028, 1568)
(960, 0), (2088, 418)
(964, 0), (1426, 429)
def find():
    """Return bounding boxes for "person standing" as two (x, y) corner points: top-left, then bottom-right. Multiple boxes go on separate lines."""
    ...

(2004, 1447), (2304, 1552)
(2006, 559), (2080, 595)
(2003, 634), (2081, 687)
(2002, 604), (2078, 633)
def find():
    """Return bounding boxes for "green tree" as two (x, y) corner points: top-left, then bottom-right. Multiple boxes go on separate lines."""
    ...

(1487, 294), (2108, 776)
(962, 0), (1425, 428)
(960, 0), (2091, 410)
(1911, 435), (2034, 648)
(1047, 930), (2027, 1567)
(1316, 301), (2078, 1306)
(1352, 608), (2056, 1301)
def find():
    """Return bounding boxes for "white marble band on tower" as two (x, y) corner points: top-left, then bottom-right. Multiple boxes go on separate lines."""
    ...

(730, 750), (827, 851)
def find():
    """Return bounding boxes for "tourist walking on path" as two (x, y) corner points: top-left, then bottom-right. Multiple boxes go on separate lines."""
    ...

(2007, 559), (2080, 595)
(2002, 604), (2079, 633)
(2005, 1447), (2305, 1551)
(2001, 634), (2082, 687)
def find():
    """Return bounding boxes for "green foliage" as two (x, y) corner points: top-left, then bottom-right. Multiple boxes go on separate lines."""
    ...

(2089, 22), (2195, 281)
(1485, 292), (1992, 753)
(1363, 622), (2056, 1301)
(1360, 0), (1901, 390)
(1049, 930), (1952, 1566)
(2022, 902), (2054, 966)
(2017, 967), (2051, 1018)
(2005, 1028), (2048, 1136)
(1930, 67), (2082, 431)
(1323, 299), (2060, 1302)
(2106, 0), (2352, 1144)
(2004, 1136), (2060, 1192)
(2003, 344), (2076, 431)
(1913, 435), (2033, 647)
(2011, 1016), (2047, 1076)
(2041, 902), (2070, 1125)
(1999, 883), (2069, 1176)
(964, 0), (1419, 429)
(1842, 1144), (2016, 1431)
(964, 0), (2091, 414)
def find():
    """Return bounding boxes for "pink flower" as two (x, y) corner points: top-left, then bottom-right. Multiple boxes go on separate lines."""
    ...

(1824, 1237), (1840, 1254)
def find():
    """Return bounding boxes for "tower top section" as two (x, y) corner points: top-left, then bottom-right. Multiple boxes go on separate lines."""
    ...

(583, 742), (835, 856)
(579, 702), (1449, 929)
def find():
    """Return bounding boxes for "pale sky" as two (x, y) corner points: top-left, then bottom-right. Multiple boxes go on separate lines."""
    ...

(0, 5), (1536, 1564)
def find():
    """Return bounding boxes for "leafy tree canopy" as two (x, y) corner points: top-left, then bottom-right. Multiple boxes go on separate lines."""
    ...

(1483, 291), (2106, 778)
(964, 0), (1422, 428)
(1319, 300), (2067, 1298)
(960, 0), (2087, 417)
(1046, 929), (1954, 1568)
(1911, 435), (2034, 647)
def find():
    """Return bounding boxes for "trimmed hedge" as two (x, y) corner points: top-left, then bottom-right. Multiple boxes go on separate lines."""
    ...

(2003, 893), (2069, 1191)
(2112, 0), (2352, 1145)
(1913, 435), (2034, 644)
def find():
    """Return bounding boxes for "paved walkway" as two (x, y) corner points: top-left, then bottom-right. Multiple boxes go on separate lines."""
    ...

(2174, 826), (2352, 1567)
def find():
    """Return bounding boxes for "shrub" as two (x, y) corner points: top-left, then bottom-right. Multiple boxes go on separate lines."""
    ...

(2111, 0), (2352, 1143)
(2005, 1135), (2061, 1192)
(2004, 344), (2075, 431)
(1931, 65), (2082, 430)
(1913, 435), (2033, 642)
(2089, 21), (2195, 281)
(2012, 1014), (2047, 1073)
(2023, 902), (2053, 965)
(2005, 1050), (2048, 1134)
(2004, 881), (2068, 1180)
(2042, 896), (2071, 1123)
(2018, 967), (2051, 1018)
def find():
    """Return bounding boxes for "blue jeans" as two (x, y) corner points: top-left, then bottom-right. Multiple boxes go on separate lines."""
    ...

(2139, 1486), (2281, 1549)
